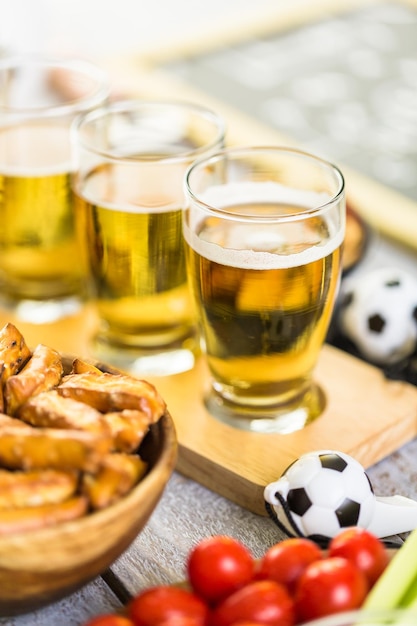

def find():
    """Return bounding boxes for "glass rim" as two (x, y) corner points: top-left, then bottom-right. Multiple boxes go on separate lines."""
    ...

(72, 98), (226, 164)
(0, 54), (110, 117)
(184, 145), (345, 222)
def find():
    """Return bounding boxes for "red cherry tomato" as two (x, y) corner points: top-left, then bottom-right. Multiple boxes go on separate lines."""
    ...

(211, 579), (295, 626)
(256, 538), (323, 594)
(232, 623), (269, 626)
(158, 618), (207, 626)
(295, 556), (368, 622)
(82, 617), (135, 626)
(128, 586), (209, 626)
(328, 527), (389, 586)
(187, 535), (255, 604)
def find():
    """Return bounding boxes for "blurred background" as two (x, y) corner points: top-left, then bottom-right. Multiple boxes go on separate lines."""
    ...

(1, 0), (417, 247)
(1, 0), (291, 58)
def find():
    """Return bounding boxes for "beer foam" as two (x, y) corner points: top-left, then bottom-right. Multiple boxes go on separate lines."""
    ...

(184, 181), (344, 270)
(185, 226), (343, 270)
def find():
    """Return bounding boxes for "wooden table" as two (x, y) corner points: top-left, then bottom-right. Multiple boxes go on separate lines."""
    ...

(0, 233), (416, 626)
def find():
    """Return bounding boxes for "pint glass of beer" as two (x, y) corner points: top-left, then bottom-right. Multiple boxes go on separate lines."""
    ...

(184, 147), (345, 433)
(0, 56), (109, 322)
(72, 100), (225, 375)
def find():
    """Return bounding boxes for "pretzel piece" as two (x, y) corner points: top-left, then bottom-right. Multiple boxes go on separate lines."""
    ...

(0, 496), (88, 535)
(82, 453), (147, 510)
(58, 372), (166, 422)
(18, 390), (111, 438)
(0, 468), (78, 509)
(0, 426), (112, 472)
(0, 323), (31, 411)
(5, 344), (63, 416)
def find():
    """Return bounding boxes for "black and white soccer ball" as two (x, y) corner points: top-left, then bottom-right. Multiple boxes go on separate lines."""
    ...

(264, 450), (376, 542)
(338, 267), (417, 365)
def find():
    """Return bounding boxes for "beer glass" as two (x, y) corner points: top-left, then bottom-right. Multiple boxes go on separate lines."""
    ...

(0, 55), (109, 322)
(72, 100), (225, 376)
(184, 147), (345, 433)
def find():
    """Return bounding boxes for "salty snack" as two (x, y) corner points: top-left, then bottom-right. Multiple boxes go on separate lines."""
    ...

(18, 390), (111, 437)
(101, 409), (152, 453)
(0, 322), (167, 535)
(0, 413), (33, 429)
(82, 452), (148, 510)
(0, 426), (112, 472)
(0, 323), (31, 411)
(0, 468), (78, 509)
(0, 496), (88, 536)
(71, 357), (103, 375)
(58, 372), (166, 422)
(5, 343), (63, 416)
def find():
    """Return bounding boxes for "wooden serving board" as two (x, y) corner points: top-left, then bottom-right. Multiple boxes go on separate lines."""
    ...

(2, 306), (417, 516)
(147, 346), (417, 516)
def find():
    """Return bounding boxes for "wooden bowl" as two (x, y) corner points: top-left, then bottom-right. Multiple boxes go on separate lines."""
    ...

(0, 357), (178, 617)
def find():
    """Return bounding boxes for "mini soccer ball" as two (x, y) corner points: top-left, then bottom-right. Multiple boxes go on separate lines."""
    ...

(338, 267), (417, 365)
(264, 450), (376, 542)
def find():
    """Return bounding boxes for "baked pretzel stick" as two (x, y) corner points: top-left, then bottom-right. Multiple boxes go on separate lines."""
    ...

(0, 323), (31, 412)
(0, 413), (33, 429)
(0, 496), (88, 535)
(71, 358), (103, 375)
(0, 468), (78, 509)
(18, 390), (111, 438)
(0, 323), (31, 376)
(82, 453), (147, 510)
(102, 409), (152, 453)
(5, 344), (64, 415)
(58, 372), (166, 422)
(0, 426), (112, 472)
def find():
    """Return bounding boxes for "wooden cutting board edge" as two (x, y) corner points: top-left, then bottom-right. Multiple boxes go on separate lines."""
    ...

(150, 345), (417, 516)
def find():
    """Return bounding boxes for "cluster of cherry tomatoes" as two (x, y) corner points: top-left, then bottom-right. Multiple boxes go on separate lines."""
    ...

(83, 527), (390, 626)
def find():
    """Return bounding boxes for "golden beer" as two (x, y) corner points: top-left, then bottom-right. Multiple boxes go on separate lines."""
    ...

(0, 57), (109, 314)
(72, 100), (224, 374)
(74, 163), (194, 348)
(184, 202), (343, 411)
(0, 123), (83, 300)
(185, 147), (345, 432)
(0, 168), (81, 300)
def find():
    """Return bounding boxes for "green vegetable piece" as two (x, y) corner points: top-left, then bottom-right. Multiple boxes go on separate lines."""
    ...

(364, 529), (417, 610)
